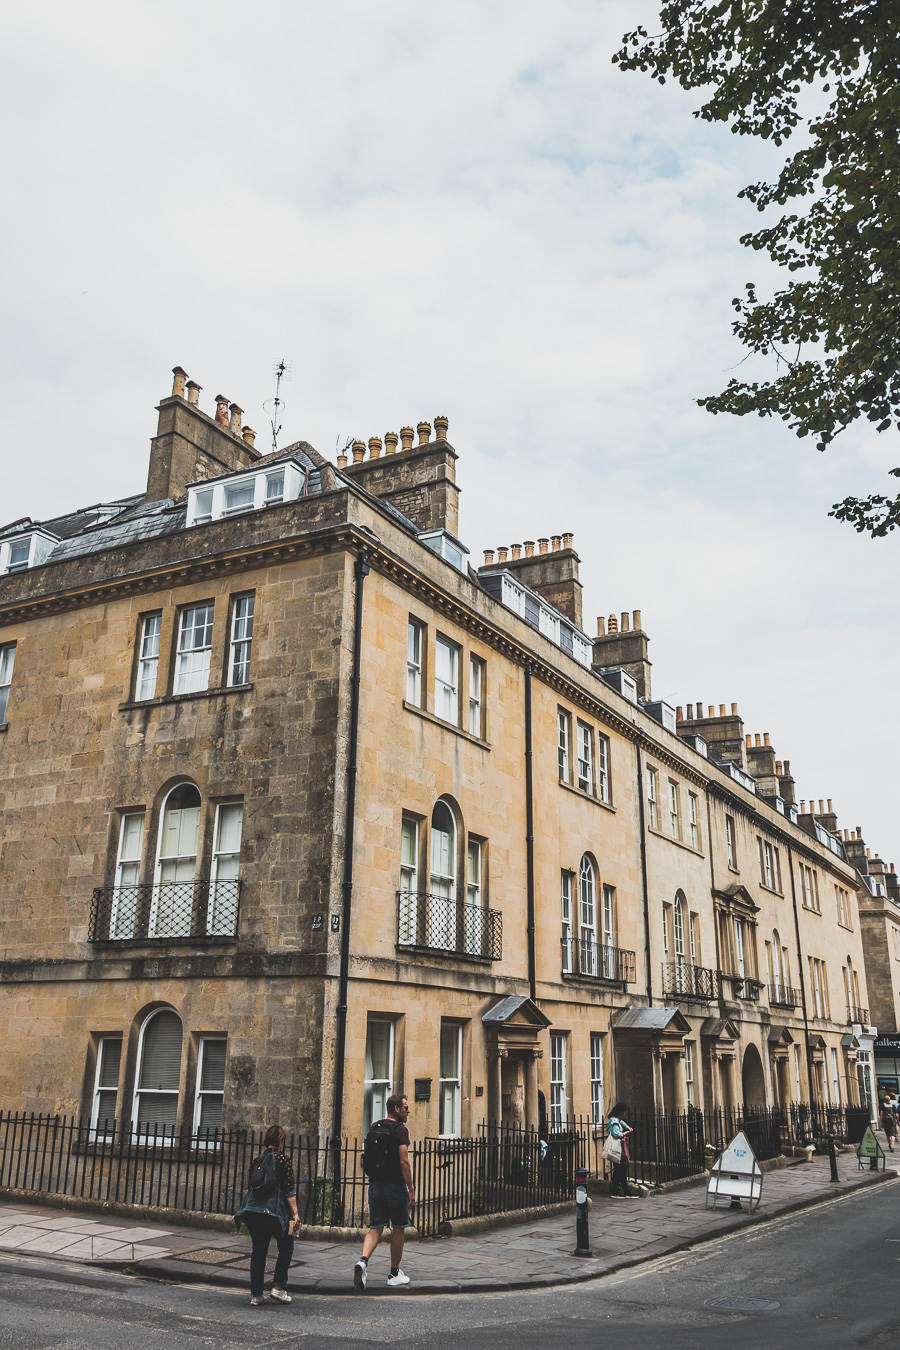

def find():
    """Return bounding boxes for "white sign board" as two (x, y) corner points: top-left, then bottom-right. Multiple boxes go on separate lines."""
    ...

(706, 1129), (763, 1211)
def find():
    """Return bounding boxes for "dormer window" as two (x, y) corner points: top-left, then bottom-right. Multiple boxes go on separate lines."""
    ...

(0, 530), (58, 575)
(418, 529), (468, 572)
(186, 462), (307, 527)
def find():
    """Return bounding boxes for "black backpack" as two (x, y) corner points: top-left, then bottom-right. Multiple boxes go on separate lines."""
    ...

(362, 1119), (400, 1180)
(249, 1149), (279, 1201)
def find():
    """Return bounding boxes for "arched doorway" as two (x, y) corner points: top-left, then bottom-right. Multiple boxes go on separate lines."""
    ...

(741, 1043), (767, 1107)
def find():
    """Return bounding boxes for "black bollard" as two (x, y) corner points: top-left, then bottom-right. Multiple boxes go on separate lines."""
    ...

(827, 1133), (839, 1183)
(573, 1166), (592, 1257)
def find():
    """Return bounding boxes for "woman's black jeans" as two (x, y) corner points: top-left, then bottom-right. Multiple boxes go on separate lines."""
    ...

(242, 1212), (295, 1297)
(610, 1159), (630, 1196)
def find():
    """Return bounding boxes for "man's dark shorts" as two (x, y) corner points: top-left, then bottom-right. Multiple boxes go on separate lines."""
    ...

(367, 1181), (410, 1230)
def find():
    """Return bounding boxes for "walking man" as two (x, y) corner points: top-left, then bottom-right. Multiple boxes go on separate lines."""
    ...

(354, 1094), (415, 1290)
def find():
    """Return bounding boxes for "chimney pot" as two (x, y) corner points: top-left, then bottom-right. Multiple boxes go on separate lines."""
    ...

(763, 732), (770, 747)
(185, 380), (201, 406)
(368, 436), (382, 459)
(856, 827), (862, 838)
(562, 532), (574, 550)
(708, 706), (714, 717)
(800, 800), (806, 811)
(633, 609), (641, 630)
(484, 550), (495, 565)
(776, 760), (782, 775)
(434, 414), (449, 440)
(746, 734), (752, 749)
(687, 704), (694, 720)
(229, 403), (243, 435)
(171, 366), (188, 398)
(511, 544), (522, 560)
(385, 431), (399, 455)
(352, 440), (366, 464)
(754, 734), (761, 747)
(214, 395), (230, 427)
(676, 705), (683, 721)
(597, 616), (606, 636)
(891, 863), (895, 874)
(524, 540), (535, 557)
(242, 426), (256, 448)
(827, 798), (833, 812)
(337, 453), (348, 469)
(538, 537), (549, 554)
(416, 420), (431, 445)
(608, 614), (618, 634)
(731, 703), (738, 715)
(620, 612), (629, 632)
(719, 704), (726, 717)
(399, 426), (414, 453)
(551, 535), (562, 551)
(867, 848), (871, 858)
(818, 799), (824, 815)
(498, 547), (508, 563)
(784, 759), (791, 774)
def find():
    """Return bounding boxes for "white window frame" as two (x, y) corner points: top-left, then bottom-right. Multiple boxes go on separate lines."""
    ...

(501, 576), (526, 616)
(590, 1033), (604, 1127)
(187, 464), (307, 526)
(131, 1009), (183, 1142)
(90, 1036), (123, 1139)
(688, 793), (699, 849)
(577, 723), (593, 794)
(689, 912), (699, 965)
(647, 767), (659, 829)
(579, 856), (598, 974)
(674, 895), (686, 963)
(549, 1032), (567, 1128)
(434, 636), (459, 725)
(228, 595), (254, 687)
(209, 802), (243, 935)
(734, 918), (746, 978)
(596, 734), (610, 802)
(465, 838), (482, 954)
(561, 871), (573, 973)
(265, 470), (285, 504)
(684, 1041), (696, 1106)
(136, 614), (161, 701)
(468, 656), (484, 737)
(557, 711), (570, 782)
(439, 1023), (463, 1138)
(0, 643), (16, 723)
(174, 603), (215, 696)
(406, 620), (423, 706)
(725, 815), (736, 868)
(111, 811), (145, 939)
(668, 780), (680, 838)
(830, 1047), (841, 1105)
(363, 1018), (394, 1135)
(399, 816), (418, 946)
(151, 783), (202, 937)
(602, 884), (616, 978)
(193, 1037), (227, 1136)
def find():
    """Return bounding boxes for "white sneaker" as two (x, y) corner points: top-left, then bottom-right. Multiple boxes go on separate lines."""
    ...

(386, 1269), (410, 1288)
(353, 1259), (368, 1291)
(249, 1295), (268, 1306)
(270, 1288), (291, 1303)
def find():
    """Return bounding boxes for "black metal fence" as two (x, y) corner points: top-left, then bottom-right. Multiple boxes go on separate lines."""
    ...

(0, 1103), (873, 1232)
(396, 891), (502, 961)
(89, 880), (241, 943)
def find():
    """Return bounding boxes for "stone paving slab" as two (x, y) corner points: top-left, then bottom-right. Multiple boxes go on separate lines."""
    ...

(0, 1157), (895, 1295)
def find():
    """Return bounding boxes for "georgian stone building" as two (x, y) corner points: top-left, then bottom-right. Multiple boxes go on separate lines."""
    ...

(0, 367), (882, 1140)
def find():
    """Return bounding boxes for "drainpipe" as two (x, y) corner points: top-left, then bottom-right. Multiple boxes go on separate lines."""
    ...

(787, 843), (815, 1107)
(524, 662), (536, 1002)
(635, 742), (653, 1007)
(331, 549), (369, 1147)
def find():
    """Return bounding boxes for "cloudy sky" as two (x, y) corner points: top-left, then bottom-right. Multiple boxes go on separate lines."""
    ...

(4, 1), (898, 859)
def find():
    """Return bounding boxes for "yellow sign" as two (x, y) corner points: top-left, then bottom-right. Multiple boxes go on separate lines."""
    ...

(857, 1126), (884, 1159)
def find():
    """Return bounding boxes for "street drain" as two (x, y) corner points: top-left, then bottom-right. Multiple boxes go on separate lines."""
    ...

(705, 1296), (780, 1313)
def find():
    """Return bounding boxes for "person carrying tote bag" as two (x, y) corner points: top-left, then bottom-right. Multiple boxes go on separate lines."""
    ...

(603, 1103), (635, 1199)
(234, 1125), (302, 1306)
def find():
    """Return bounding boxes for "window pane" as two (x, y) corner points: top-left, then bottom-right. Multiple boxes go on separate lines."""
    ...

(200, 1040), (227, 1092)
(365, 1021), (391, 1082)
(215, 803), (243, 855)
(224, 483), (255, 513)
(197, 1094), (223, 1132)
(98, 1038), (122, 1089)
(440, 1025), (460, 1079)
(193, 488), (214, 521)
(266, 472), (285, 501)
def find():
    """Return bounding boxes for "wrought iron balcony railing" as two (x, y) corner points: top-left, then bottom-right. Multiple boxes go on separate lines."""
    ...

(397, 891), (502, 961)
(89, 880), (241, 943)
(661, 960), (717, 1002)
(561, 938), (635, 985)
(768, 983), (801, 1010)
(847, 1004), (869, 1025)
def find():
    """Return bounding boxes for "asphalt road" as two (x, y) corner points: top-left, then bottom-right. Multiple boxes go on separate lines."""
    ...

(0, 1180), (897, 1350)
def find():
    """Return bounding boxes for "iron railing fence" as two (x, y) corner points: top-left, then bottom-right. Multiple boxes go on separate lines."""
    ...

(396, 891), (502, 961)
(661, 961), (718, 1001)
(89, 881), (241, 943)
(0, 1104), (874, 1228)
(768, 984), (801, 1009)
(847, 1005), (869, 1025)
(561, 939), (636, 984)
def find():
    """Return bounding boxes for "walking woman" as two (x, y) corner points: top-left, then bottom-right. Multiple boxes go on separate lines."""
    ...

(235, 1125), (302, 1306)
(604, 1103), (635, 1198)
(881, 1095), (898, 1153)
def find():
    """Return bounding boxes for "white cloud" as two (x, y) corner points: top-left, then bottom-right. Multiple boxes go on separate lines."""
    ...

(2, 0), (898, 856)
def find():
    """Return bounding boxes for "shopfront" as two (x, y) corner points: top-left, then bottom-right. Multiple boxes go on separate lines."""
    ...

(874, 1034), (900, 1100)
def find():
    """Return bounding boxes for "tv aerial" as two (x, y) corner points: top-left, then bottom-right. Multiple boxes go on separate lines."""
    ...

(263, 359), (292, 453)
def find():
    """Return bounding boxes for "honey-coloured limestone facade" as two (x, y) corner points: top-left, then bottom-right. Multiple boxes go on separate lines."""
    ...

(0, 367), (888, 1142)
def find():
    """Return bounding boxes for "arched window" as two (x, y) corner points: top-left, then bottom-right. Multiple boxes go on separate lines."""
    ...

(153, 784), (202, 937)
(428, 800), (457, 947)
(579, 855), (597, 974)
(133, 1009), (183, 1135)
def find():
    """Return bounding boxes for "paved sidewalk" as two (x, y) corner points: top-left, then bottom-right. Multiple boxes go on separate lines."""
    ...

(0, 1157), (894, 1295)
